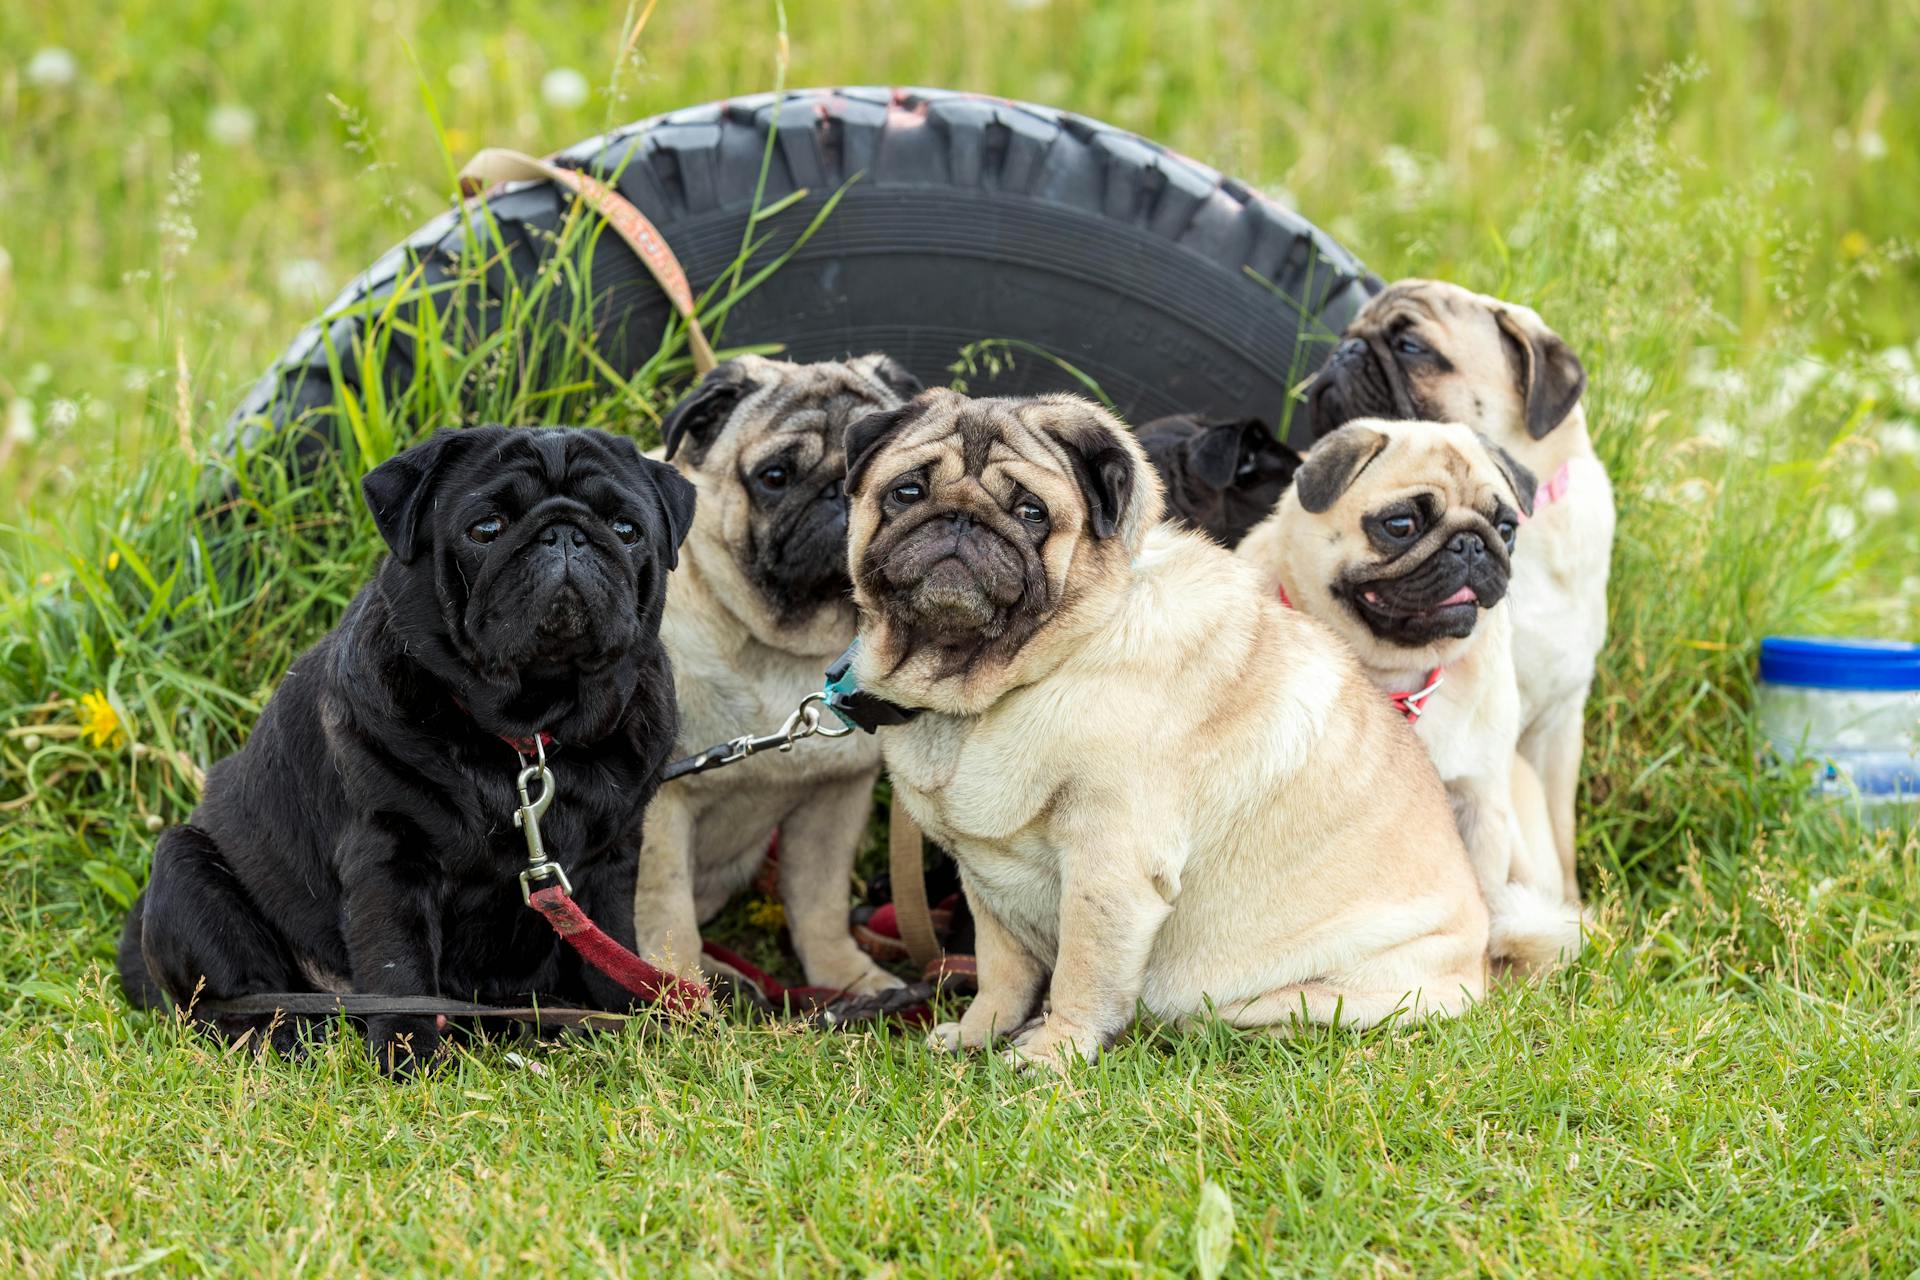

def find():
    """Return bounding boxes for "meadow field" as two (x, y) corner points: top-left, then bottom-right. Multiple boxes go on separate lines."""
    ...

(2, 1), (1917, 1274)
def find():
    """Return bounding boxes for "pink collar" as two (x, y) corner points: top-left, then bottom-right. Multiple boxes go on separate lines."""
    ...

(451, 695), (556, 759)
(1274, 583), (1445, 725)
(1518, 460), (1572, 523)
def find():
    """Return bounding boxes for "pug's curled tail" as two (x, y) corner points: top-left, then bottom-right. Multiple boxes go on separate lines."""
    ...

(1486, 883), (1586, 975)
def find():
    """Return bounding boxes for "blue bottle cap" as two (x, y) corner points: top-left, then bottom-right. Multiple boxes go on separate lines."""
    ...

(1759, 636), (1920, 691)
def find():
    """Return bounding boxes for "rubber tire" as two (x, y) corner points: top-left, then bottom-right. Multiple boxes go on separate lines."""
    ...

(229, 86), (1379, 448)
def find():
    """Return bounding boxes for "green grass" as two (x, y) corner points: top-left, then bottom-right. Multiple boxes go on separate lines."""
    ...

(3, 2), (1920, 1275)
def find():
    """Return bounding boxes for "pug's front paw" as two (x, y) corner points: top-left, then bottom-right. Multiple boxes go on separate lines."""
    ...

(1001, 1020), (1101, 1074)
(366, 1015), (443, 1079)
(927, 1021), (965, 1054)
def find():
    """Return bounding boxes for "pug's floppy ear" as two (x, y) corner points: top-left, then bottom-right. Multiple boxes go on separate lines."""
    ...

(361, 427), (485, 564)
(1048, 407), (1145, 541)
(1495, 308), (1587, 440)
(850, 352), (924, 404)
(1293, 423), (1390, 514)
(661, 361), (757, 462)
(844, 397), (931, 496)
(1478, 433), (1538, 517)
(1186, 419), (1253, 490)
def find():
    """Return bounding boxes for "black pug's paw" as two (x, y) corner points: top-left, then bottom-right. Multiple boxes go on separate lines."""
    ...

(365, 1014), (445, 1079)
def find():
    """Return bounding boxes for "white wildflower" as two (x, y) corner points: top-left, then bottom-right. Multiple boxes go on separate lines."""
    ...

(275, 257), (333, 300)
(447, 61), (480, 90)
(1677, 478), (1711, 505)
(1825, 506), (1859, 541)
(1470, 125), (1501, 152)
(1877, 420), (1920, 457)
(1858, 130), (1888, 162)
(540, 68), (591, 111)
(207, 103), (257, 148)
(1862, 487), (1900, 518)
(4, 398), (35, 444)
(47, 398), (79, 430)
(25, 47), (78, 89)
(1694, 416), (1735, 448)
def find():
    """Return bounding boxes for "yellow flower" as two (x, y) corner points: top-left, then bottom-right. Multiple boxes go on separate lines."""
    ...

(106, 550), (121, 571)
(79, 690), (125, 750)
(745, 898), (786, 932)
(1840, 229), (1870, 259)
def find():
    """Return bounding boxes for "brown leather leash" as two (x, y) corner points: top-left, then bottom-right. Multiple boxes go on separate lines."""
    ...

(456, 147), (717, 378)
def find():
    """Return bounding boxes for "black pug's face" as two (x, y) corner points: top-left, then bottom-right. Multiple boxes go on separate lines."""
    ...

(659, 354), (921, 647)
(361, 426), (695, 739)
(1136, 413), (1302, 547)
(1308, 279), (1588, 449)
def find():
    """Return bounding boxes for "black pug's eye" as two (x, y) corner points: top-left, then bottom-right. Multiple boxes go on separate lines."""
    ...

(1013, 496), (1048, 525)
(468, 515), (507, 544)
(611, 518), (640, 545)
(755, 464), (790, 492)
(1393, 333), (1429, 358)
(887, 477), (926, 507)
(1381, 512), (1421, 540)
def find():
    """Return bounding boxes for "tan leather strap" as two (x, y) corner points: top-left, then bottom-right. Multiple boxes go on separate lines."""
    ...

(457, 147), (717, 376)
(887, 798), (942, 969)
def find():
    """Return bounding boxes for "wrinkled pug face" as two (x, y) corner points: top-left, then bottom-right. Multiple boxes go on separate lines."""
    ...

(1308, 279), (1588, 446)
(1289, 419), (1536, 651)
(361, 425), (695, 734)
(845, 389), (1158, 702)
(657, 353), (921, 650)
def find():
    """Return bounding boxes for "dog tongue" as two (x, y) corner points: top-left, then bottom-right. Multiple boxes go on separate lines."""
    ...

(1439, 585), (1477, 607)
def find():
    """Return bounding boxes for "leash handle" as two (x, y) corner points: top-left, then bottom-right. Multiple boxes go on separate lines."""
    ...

(457, 147), (716, 376)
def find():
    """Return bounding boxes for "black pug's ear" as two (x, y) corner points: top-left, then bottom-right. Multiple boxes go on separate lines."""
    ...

(1479, 433), (1538, 517)
(361, 427), (485, 564)
(851, 352), (925, 403)
(1293, 423), (1390, 514)
(660, 362), (757, 463)
(1186, 419), (1251, 490)
(603, 434), (698, 571)
(1495, 308), (1587, 440)
(1050, 412), (1142, 541)
(844, 398), (931, 496)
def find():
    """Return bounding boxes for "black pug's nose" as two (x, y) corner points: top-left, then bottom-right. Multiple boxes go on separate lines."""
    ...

(1448, 531), (1487, 560)
(538, 522), (590, 555)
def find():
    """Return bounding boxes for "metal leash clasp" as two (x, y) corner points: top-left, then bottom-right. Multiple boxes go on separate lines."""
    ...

(513, 736), (571, 903)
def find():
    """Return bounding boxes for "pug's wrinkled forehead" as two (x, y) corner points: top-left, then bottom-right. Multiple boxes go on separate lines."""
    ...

(660, 353), (921, 471)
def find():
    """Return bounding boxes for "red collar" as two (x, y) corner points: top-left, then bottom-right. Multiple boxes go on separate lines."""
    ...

(1274, 582), (1445, 725)
(451, 696), (556, 758)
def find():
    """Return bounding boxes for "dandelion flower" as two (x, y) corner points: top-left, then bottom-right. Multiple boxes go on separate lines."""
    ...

(79, 690), (126, 750)
(207, 103), (258, 148)
(1863, 487), (1899, 518)
(540, 68), (590, 111)
(745, 898), (786, 931)
(25, 47), (78, 89)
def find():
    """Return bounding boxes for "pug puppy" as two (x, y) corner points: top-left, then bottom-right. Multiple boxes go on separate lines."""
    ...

(1236, 420), (1584, 970)
(841, 388), (1491, 1070)
(632, 354), (919, 997)
(117, 427), (695, 1074)
(1309, 280), (1613, 901)
(1135, 412), (1302, 547)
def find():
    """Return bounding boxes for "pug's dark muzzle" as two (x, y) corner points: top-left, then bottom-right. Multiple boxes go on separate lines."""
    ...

(1343, 520), (1511, 646)
(874, 512), (1032, 640)
(469, 508), (642, 668)
(761, 487), (854, 612)
(1310, 336), (1417, 436)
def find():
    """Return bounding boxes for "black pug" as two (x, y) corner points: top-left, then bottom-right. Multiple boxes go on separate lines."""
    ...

(1135, 413), (1303, 547)
(117, 425), (695, 1074)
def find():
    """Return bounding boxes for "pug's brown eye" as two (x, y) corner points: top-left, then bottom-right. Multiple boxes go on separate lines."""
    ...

(1014, 498), (1048, 525)
(889, 479), (926, 506)
(755, 464), (790, 491)
(1381, 514), (1419, 540)
(468, 515), (507, 544)
(1393, 334), (1429, 358)
(1497, 519), (1517, 548)
(611, 518), (639, 545)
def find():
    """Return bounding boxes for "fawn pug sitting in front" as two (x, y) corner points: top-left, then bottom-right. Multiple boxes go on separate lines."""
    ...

(841, 388), (1490, 1069)
(1236, 420), (1584, 971)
